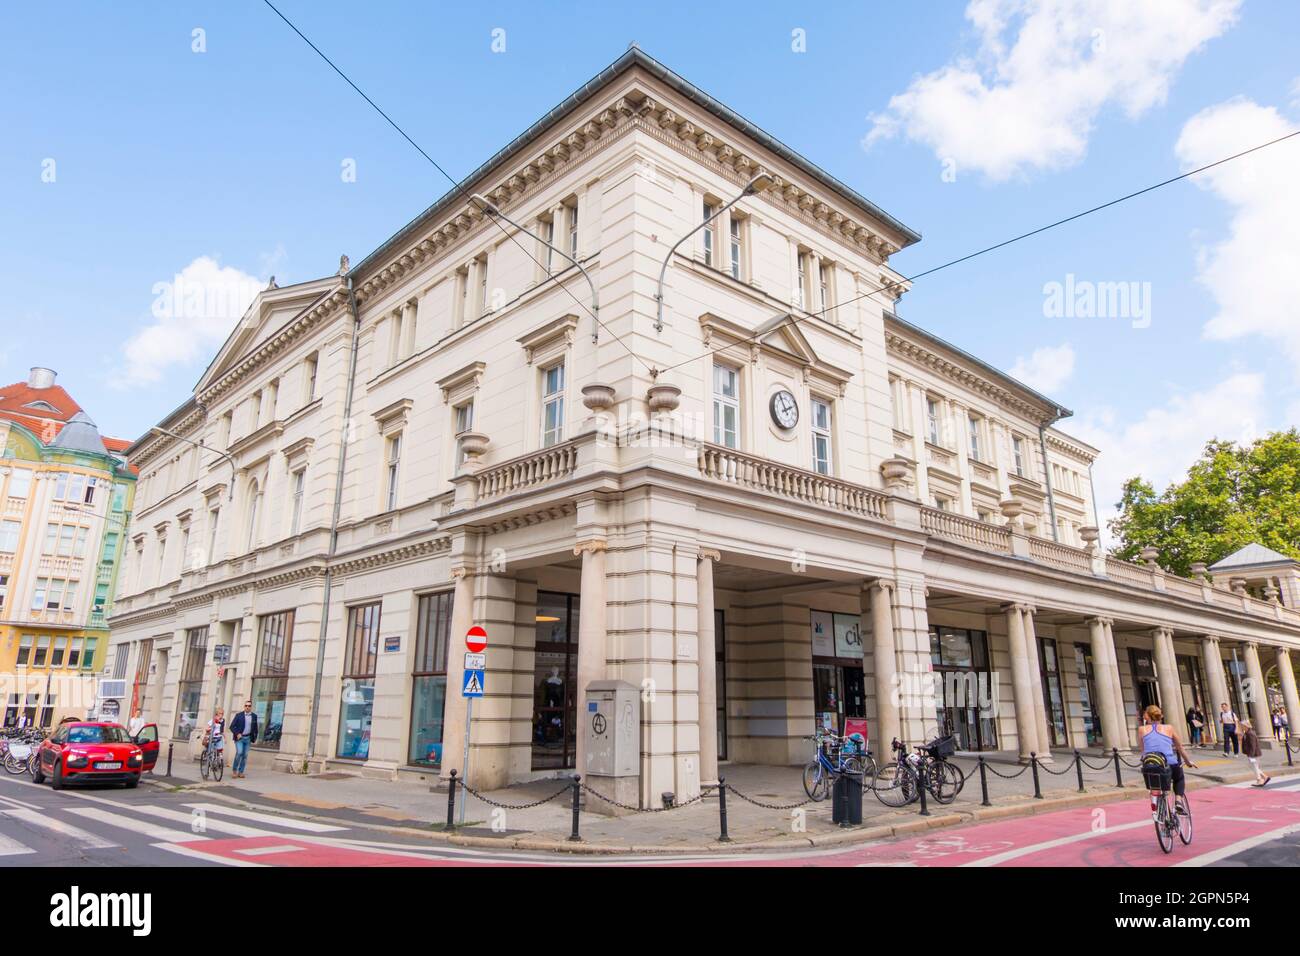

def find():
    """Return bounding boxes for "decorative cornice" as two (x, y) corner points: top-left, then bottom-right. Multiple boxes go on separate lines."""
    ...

(331, 536), (452, 578)
(518, 314), (579, 365)
(573, 539), (608, 556)
(1044, 431), (1098, 466)
(436, 361), (487, 403)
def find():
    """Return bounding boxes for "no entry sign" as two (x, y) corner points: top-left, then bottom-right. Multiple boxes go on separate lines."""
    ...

(465, 625), (488, 654)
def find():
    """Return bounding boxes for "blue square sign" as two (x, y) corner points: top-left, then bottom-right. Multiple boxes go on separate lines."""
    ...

(462, 669), (485, 698)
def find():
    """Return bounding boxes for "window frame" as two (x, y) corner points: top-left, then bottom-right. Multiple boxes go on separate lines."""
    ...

(540, 361), (566, 448)
(811, 396), (833, 475)
(712, 363), (741, 449)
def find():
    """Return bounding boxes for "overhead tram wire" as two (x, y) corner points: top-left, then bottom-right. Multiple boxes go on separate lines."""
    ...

(260, 0), (653, 374)
(652, 127), (1300, 378)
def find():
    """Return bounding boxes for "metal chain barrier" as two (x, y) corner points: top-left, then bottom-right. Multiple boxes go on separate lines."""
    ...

(456, 780), (573, 810)
(1036, 754), (1077, 776)
(1117, 753), (1143, 769)
(579, 782), (715, 813)
(724, 785), (813, 811)
(982, 760), (1031, 779)
(1079, 754), (1117, 771)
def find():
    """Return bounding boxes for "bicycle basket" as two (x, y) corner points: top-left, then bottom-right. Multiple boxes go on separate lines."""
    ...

(1140, 753), (1172, 791)
(925, 734), (957, 759)
(8, 743), (31, 759)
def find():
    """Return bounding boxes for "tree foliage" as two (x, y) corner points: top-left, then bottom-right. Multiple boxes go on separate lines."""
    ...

(1109, 429), (1300, 575)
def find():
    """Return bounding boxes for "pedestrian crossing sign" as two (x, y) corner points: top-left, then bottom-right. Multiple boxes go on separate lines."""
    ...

(462, 669), (485, 698)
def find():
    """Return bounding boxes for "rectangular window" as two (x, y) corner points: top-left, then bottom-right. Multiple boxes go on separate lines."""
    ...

(84, 477), (97, 505)
(111, 483), (126, 512)
(454, 400), (474, 468)
(543, 216), (555, 273)
(567, 202), (578, 259)
(304, 352), (319, 403)
(0, 574), (7, 609)
(7, 468), (32, 498)
(16, 636), (33, 667)
(729, 216), (742, 280)
(81, 637), (96, 670)
(68, 473), (86, 503)
(927, 399), (941, 445)
(51, 637), (67, 668)
(1012, 436), (1026, 477)
(93, 583), (109, 614)
(252, 610), (295, 751)
(33, 637), (50, 667)
(290, 469), (306, 535)
(338, 603), (380, 760)
(712, 363), (740, 448)
(0, 520), (19, 552)
(541, 362), (565, 447)
(388, 311), (404, 367)
(796, 253), (807, 308)
(409, 591), (454, 767)
(702, 201), (716, 267)
(174, 625), (209, 739)
(67, 637), (83, 669)
(249, 391), (263, 431)
(32, 578), (48, 610)
(385, 434), (402, 511)
(59, 525), (76, 557)
(811, 398), (832, 475)
(818, 262), (830, 311)
(968, 416), (982, 461)
(43, 523), (58, 554)
(479, 257), (489, 314)
(73, 527), (89, 558)
(53, 472), (68, 500)
(112, 646), (130, 680)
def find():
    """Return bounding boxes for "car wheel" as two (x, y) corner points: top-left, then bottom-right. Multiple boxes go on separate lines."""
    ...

(51, 762), (64, 791)
(31, 759), (45, 785)
(124, 774), (139, 789)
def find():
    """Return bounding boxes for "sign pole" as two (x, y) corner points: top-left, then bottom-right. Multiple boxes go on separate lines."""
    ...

(459, 697), (472, 826)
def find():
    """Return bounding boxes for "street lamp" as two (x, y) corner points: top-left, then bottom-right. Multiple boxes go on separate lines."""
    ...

(654, 169), (774, 333)
(149, 426), (236, 500)
(469, 193), (600, 344)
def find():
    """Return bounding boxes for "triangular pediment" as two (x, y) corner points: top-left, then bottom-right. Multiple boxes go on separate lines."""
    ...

(698, 312), (853, 388)
(196, 276), (339, 393)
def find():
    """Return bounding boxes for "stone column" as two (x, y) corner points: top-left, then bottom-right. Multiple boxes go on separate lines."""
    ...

(440, 564), (476, 782)
(1104, 620), (1131, 748)
(1275, 646), (1300, 740)
(868, 581), (900, 755)
(1151, 627), (1187, 739)
(573, 539), (608, 779)
(1005, 604), (1037, 761)
(1201, 636), (1231, 740)
(1020, 606), (1053, 760)
(1242, 641), (1274, 746)
(1088, 617), (1123, 752)
(696, 549), (721, 788)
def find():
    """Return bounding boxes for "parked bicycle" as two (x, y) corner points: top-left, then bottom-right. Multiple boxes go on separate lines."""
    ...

(1141, 754), (1192, 853)
(1, 728), (48, 775)
(801, 730), (876, 801)
(871, 735), (965, 807)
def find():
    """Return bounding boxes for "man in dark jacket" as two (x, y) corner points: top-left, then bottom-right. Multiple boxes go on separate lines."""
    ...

(230, 700), (258, 778)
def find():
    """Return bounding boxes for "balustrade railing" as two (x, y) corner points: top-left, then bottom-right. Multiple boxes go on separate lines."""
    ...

(476, 441), (580, 501)
(919, 507), (1012, 553)
(698, 444), (889, 520)
(1028, 536), (1094, 573)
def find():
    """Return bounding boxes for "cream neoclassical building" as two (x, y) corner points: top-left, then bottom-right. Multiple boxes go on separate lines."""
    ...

(108, 49), (1300, 802)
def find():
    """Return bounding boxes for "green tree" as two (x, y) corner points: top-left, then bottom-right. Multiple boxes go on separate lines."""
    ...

(1109, 429), (1300, 575)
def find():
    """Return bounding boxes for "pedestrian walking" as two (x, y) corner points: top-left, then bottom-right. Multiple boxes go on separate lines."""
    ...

(230, 700), (258, 779)
(1219, 702), (1240, 755)
(1241, 719), (1270, 787)
(1186, 703), (1205, 747)
(1272, 709), (1284, 741)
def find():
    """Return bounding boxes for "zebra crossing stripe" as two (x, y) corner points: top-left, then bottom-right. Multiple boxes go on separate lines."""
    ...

(0, 831), (36, 857)
(0, 809), (119, 848)
(65, 806), (206, 844)
(182, 802), (345, 832)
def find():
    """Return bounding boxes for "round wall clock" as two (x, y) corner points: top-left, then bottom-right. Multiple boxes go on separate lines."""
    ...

(769, 389), (799, 429)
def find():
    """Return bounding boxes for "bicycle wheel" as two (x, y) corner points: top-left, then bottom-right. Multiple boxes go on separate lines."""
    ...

(872, 762), (918, 807)
(802, 761), (827, 801)
(212, 753), (224, 782)
(27, 753), (39, 775)
(3, 754), (27, 775)
(1155, 799), (1174, 854)
(200, 753), (210, 781)
(929, 761), (964, 805)
(1175, 795), (1193, 845)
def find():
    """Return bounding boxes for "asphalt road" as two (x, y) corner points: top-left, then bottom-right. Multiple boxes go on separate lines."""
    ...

(1, 771), (1298, 867)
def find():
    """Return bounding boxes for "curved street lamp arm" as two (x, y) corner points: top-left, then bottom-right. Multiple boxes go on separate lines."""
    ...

(149, 426), (236, 500)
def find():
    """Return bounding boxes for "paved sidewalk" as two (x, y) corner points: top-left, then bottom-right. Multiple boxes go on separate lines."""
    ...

(143, 741), (1300, 853)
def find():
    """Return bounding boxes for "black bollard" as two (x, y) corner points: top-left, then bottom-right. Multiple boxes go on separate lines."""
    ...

(446, 769), (457, 830)
(1288, 734), (1294, 768)
(917, 761), (930, 817)
(166, 741), (173, 777)
(1113, 747), (1123, 788)
(978, 755), (991, 807)
(717, 778), (731, 843)
(1030, 753), (1043, 799)
(1074, 750), (1085, 793)
(568, 774), (582, 842)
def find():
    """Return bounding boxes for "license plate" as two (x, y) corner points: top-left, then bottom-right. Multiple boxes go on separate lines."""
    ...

(94, 761), (122, 770)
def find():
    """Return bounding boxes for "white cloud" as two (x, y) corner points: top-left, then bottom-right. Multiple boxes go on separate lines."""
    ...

(865, 0), (1240, 180)
(1009, 342), (1075, 393)
(119, 256), (263, 387)
(1069, 372), (1265, 542)
(1174, 96), (1300, 369)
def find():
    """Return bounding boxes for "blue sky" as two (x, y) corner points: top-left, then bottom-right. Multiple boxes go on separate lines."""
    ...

(2, 1), (1297, 526)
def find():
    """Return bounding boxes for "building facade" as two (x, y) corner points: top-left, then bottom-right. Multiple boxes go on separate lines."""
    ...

(0, 386), (136, 726)
(107, 50), (1300, 801)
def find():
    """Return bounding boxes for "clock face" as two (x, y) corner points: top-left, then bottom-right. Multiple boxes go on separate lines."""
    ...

(770, 389), (799, 429)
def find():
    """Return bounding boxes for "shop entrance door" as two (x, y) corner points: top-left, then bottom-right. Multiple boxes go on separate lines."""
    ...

(532, 591), (579, 770)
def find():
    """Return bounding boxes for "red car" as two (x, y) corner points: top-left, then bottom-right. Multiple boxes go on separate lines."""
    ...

(31, 721), (159, 789)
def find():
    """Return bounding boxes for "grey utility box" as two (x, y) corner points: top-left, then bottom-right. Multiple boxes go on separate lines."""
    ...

(584, 680), (640, 816)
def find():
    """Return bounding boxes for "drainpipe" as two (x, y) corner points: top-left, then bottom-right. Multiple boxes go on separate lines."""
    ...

(305, 276), (362, 764)
(1038, 423), (1060, 543)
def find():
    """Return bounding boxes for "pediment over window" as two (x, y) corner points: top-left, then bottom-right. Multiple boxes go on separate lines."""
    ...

(372, 398), (413, 436)
(518, 314), (578, 365)
(437, 361), (486, 404)
(699, 312), (853, 394)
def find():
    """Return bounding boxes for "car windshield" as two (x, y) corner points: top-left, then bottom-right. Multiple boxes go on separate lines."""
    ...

(66, 725), (129, 744)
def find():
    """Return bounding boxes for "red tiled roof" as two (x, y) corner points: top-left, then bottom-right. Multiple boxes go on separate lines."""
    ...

(0, 379), (127, 457)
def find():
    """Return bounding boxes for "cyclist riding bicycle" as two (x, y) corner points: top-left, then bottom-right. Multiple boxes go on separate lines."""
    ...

(203, 707), (227, 765)
(1139, 704), (1197, 799)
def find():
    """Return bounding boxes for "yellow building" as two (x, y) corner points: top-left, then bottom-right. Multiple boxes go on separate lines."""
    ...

(0, 413), (136, 726)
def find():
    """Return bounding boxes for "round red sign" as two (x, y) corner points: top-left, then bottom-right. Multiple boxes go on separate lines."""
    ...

(465, 625), (488, 653)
